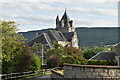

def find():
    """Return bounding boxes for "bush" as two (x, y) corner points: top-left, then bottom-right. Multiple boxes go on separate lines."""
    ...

(29, 53), (41, 71)
(47, 56), (60, 68)
(17, 44), (32, 72)
(62, 46), (87, 65)
(87, 60), (116, 65)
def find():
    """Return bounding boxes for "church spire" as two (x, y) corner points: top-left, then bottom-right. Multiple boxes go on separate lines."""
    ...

(56, 15), (59, 21)
(61, 8), (70, 21)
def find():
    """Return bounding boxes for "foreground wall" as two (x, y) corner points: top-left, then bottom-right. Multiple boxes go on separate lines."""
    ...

(64, 64), (120, 79)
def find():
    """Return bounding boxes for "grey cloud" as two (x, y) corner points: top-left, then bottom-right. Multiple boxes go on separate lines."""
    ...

(0, 1), (118, 32)
(74, 18), (117, 27)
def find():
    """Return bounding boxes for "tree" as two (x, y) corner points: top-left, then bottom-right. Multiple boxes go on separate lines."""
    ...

(31, 43), (42, 56)
(47, 42), (86, 66)
(17, 44), (32, 72)
(63, 46), (86, 64)
(1, 20), (26, 73)
(47, 41), (67, 59)
(83, 46), (110, 59)
(1, 20), (38, 73)
(28, 53), (41, 71)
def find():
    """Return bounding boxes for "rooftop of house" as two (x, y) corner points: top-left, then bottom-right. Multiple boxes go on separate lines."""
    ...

(89, 51), (117, 60)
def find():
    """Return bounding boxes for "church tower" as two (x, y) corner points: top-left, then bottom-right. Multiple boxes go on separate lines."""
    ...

(55, 15), (61, 31)
(55, 10), (75, 32)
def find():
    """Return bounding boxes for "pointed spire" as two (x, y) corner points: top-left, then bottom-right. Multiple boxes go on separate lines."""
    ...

(64, 8), (67, 16)
(56, 15), (59, 21)
(61, 8), (70, 21)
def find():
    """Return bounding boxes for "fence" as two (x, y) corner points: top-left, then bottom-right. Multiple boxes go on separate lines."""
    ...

(1, 69), (51, 80)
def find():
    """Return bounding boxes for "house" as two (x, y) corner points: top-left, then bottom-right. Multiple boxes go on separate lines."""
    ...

(27, 10), (79, 48)
(89, 51), (116, 60)
(115, 42), (120, 56)
(90, 43), (120, 61)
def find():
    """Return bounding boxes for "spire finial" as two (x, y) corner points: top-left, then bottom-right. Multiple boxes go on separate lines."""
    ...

(65, 8), (67, 12)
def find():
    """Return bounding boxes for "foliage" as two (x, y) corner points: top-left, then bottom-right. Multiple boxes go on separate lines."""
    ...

(28, 53), (41, 71)
(1, 20), (25, 73)
(17, 44), (32, 72)
(47, 42), (67, 59)
(47, 56), (60, 68)
(83, 46), (110, 59)
(1, 20), (42, 74)
(62, 46), (87, 64)
(31, 43), (42, 56)
(87, 60), (117, 65)
(47, 44), (87, 67)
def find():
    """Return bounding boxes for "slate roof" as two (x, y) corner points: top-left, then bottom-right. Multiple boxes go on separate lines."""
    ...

(63, 32), (74, 41)
(47, 30), (67, 41)
(89, 51), (117, 60)
(27, 30), (74, 47)
(27, 33), (53, 48)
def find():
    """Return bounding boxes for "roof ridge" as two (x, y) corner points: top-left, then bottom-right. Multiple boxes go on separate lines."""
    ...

(89, 52), (102, 60)
(43, 33), (52, 47)
(50, 30), (58, 41)
(59, 32), (67, 41)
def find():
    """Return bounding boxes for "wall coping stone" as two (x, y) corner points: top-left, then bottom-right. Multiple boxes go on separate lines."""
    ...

(64, 63), (120, 69)
(51, 69), (64, 77)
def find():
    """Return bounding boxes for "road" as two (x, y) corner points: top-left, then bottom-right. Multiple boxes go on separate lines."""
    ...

(29, 75), (51, 80)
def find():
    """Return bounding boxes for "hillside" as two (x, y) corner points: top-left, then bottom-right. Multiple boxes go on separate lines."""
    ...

(19, 27), (119, 47)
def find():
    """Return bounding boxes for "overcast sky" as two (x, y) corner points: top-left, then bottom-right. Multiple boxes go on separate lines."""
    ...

(0, 0), (119, 32)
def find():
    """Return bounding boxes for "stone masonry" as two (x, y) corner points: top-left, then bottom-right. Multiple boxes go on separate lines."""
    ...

(51, 64), (120, 79)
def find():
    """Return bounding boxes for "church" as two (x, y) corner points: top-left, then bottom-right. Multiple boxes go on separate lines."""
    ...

(27, 10), (79, 48)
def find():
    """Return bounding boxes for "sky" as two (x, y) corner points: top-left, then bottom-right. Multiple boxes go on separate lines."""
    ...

(0, 0), (119, 32)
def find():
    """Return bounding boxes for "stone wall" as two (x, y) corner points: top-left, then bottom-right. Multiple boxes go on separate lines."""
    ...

(64, 64), (120, 79)
(51, 64), (120, 79)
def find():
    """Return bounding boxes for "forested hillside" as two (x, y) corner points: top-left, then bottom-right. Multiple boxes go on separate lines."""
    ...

(76, 27), (119, 46)
(19, 27), (119, 47)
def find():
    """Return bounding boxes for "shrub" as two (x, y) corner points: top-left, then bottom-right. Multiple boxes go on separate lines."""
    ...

(17, 44), (32, 72)
(62, 46), (87, 65)
(87, 60), (116, 65)
(47, 56), (60, 68)
(29, 53), (41, 71)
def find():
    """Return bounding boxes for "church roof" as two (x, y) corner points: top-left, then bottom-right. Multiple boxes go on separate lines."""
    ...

(27, 30), (74, 47)
(47, 30), (67, 41)
(27, 33), (53, 48)
(89, 51), (116, 60)
(63, 32), (74, 41)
